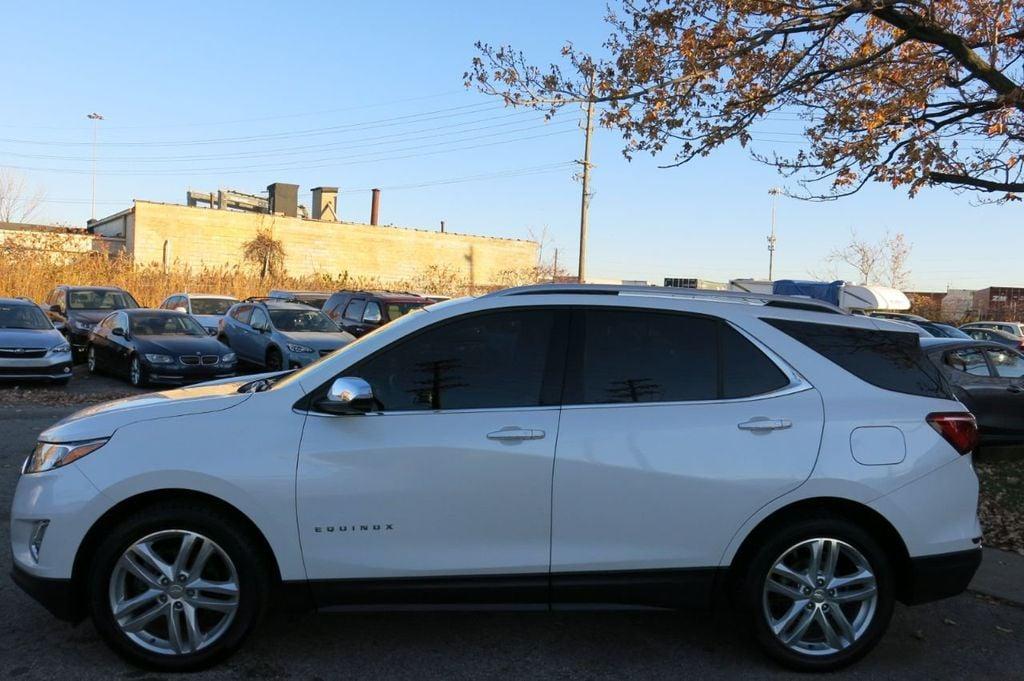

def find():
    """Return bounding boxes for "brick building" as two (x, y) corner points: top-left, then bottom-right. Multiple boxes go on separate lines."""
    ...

(973, 287), (1024, 321)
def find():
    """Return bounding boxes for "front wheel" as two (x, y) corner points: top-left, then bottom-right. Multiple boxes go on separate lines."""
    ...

(88, 502), (270, 671)
(87, 345), (99, 374)
(265, 347), (283, 372)
(128, 355), (147, 387)
(743, 518), (895, 672)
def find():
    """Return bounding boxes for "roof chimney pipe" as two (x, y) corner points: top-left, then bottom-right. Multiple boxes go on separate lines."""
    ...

(369, 188), (381, 225)
(311, 186), (338, 222)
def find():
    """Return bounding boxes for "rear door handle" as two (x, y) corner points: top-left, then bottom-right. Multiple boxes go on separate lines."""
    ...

(487, 427), (545, 441)
(738, 418), (792, 432)
(1008, 386), (1023, 393)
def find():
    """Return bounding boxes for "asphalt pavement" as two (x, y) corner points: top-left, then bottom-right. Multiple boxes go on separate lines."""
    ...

(1, 399), (1022, 679)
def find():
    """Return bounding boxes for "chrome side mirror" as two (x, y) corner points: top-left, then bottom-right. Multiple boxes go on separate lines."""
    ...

(318, 376), (375, 414)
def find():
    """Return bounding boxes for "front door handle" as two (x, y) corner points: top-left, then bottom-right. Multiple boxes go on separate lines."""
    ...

(738, 418), (792, 432)
(487, 427), (545, 442)
(1007, 385), (1023, 394)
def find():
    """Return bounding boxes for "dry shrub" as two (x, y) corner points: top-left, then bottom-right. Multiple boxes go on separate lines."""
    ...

(0, 234), (549, 305)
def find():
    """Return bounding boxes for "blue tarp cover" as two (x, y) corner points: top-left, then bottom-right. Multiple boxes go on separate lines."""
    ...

(772, 280), (845, 306)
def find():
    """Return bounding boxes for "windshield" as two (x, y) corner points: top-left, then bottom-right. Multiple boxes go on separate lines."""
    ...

(385, 302), (426, 320)
(269, 308), (338, 332)
(0, 304), (52, 330)
(191, 297), (234, 315)
(130, 314), (207, 336)
(68, 289), (138, 310)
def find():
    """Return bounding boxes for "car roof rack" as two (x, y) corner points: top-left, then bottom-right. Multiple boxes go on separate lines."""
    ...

(242, 296), (315, 306)
(485, 283), (846, 314)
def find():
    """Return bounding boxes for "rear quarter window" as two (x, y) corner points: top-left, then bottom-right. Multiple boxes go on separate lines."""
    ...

(765, 318), (952, 399)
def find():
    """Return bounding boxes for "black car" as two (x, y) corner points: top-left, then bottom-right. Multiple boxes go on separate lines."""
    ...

(322, 290), (430, 337)
(923, 338), (1024, 445)
(960, 326), (1024, 350)
(87, 309), (236, 387)
(44, 285), (140, 361)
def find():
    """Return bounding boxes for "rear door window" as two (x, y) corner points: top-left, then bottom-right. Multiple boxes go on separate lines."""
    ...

(987, 348), (1024, 378)
(765, 318), (951, 399)
(232, 305), (253, 325)
(344, 299), (366, 321)
(945, 349), (991, 376)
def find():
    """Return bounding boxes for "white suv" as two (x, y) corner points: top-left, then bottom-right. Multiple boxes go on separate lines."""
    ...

(11, 284), (983, 672)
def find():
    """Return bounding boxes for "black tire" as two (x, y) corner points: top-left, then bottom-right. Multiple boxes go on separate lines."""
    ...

(128, 354), (148, 387)
(742, 516), (895, 672)
(87, 345), (100, 374)
(87, 501), (271, 672)
(265, 347), (283, 372)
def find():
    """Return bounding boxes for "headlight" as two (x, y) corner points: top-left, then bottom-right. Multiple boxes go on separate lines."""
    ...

(286, 343), (314, 354)
(221, 352), (237, 363)
(144, 353), (174, 364)
(49, 342), (71, 354)
(23, 439), (108, 474)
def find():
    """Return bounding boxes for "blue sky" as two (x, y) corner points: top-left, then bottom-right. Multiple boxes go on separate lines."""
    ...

(1, 1), (1019, 291)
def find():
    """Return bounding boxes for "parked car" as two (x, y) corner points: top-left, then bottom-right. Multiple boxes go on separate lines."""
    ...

(0, 297), (73, 383)
(12, 284), (982, 672)
(323, 290), (429, 337)
(267, 289), (331, 309)
(220, 297), (354, 370)
(923, 338), (1024, 445)
(158, 293), (238, 335)
(87, 309), (236, 387)
(961, 321), (1024, 338)
(911, 321), (971, 339)
(960, 326), (1024, 350)
(43, 285), (140, 361)
(868, 311), (928, 322)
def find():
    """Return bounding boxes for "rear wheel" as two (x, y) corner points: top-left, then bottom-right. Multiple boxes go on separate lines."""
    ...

(87, 345), (99, 374)
(743, 517), (894, 671)
(88, 502), (270, 671)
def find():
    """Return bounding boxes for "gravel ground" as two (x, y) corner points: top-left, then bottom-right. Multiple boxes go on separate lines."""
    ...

(1, 403), (1022, 679)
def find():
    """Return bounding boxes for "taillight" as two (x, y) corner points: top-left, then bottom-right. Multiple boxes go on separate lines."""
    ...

(927, 412), (979, 455)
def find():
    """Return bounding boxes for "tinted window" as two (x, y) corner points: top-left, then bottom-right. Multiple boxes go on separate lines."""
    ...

(324, 295), (348, 320)
(363, 301), (383, 323)
(987, 348), (1024, 378)
(0, 304), (51, 330)
(232, 305), (253, 324)
(190, 298), (233, 315)
(721, 324), (790, 398)
(766, 319), (951, 399)
(576, 309), (718, 404)
(269, 309), (338, 332)
(945, 349), (991, 376)
(344, 299), (366, 321)
(67, 289), (137, 310)
(350, 309), (562, 411)
(385, 301), (425, 320)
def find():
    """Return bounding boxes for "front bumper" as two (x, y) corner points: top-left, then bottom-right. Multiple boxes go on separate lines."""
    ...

(145, 364), (237, 385)
(902, 547), (983, 605)
(10, 564), (80, 621)
(0, 354), (73, 380)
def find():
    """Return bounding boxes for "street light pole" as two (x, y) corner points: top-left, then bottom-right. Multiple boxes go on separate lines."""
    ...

(767, 187), (782, 280)
(87, 112), (104, 221)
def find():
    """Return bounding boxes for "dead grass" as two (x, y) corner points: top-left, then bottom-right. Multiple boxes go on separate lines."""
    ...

(976, 452), (1024, 555)
(0, 233), (549, 306)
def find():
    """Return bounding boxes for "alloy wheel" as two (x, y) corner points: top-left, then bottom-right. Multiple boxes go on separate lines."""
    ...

(130, 357), (142, 385)
(87, 347), (96, 372)
(108, 529), (240, 656)
(762, 537), (878, 657)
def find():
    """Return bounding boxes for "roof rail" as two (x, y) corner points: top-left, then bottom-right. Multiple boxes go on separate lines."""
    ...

(486, 283), (845, 314)
(243, 296), (315, 306)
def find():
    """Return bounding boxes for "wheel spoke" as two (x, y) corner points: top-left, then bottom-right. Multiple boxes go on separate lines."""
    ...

(113, 588), (161, 618)
(119, 553), (164, 589)
(131, 541), (173, 582)
(771, 600), (807, 635)
(770, 562), (813, 590)
(172, 533), (198, 579)
(821, 540), (840, 582)
(189, 540), (216, 580)
(782, 607), (815, 645)
(807, 539), (824, 579)
(122, 600), (168, 632)
(191, 578), (239, 597)
(765, 577), (805, 601)
(815, 608), (844, 650)
(166, 607), (185, 654)
(829, 569), (875, 591)
(183, 603), (204, 652)
(834, 583), (877, 604)
(828, 605), (857, 645)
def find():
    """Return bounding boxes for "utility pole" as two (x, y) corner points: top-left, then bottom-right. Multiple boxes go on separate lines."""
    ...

(87, 112), (104, 221)
(552, 248), (559, 282)
(767, 187), (781, 280)
(577, 82), (595, 284)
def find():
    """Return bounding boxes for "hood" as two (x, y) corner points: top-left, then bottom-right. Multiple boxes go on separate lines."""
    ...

(0, 327), (64, 349)
(69, 310), (116, 325)
(40, 380), (253, 443)
(279, 330), (354, 350)
(135, 334), (228, 355)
